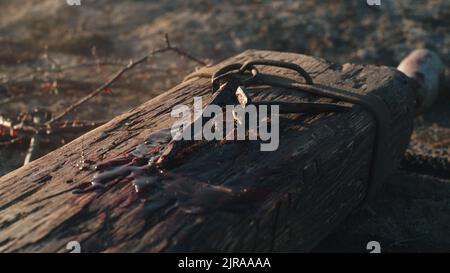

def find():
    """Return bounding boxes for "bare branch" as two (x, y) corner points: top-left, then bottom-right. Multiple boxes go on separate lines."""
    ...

(46, 34), (206, 126)
(164, 33), (207, 66)
(0, 33), (205, 160)
(45, 56), (149, 126)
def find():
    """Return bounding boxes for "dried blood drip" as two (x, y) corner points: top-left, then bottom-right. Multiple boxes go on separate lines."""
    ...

(73, 127), (259, 214)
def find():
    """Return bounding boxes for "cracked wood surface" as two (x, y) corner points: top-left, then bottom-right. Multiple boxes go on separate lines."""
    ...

(0, 50), (417, 252)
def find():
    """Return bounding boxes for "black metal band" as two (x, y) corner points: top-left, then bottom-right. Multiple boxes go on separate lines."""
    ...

(211, 60), (393, 206)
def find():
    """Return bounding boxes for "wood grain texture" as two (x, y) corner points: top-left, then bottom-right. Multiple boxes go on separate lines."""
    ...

(0, 50), (417, 252)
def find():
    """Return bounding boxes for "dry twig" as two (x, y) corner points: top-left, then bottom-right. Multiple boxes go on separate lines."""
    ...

(1, 34), (206, 167)
(46, 34), (206, 126)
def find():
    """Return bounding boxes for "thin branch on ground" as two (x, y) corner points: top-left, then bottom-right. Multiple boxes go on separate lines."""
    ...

(1, 33), (206, 168)
(45, 56), (148, 126)
(163, 34), (207, 66)
(46, 34), (207, 126)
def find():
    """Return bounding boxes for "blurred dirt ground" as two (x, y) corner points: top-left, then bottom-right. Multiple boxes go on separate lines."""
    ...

(0, 0), (449, 252)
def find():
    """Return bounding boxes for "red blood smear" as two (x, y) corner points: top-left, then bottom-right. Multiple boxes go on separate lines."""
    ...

(95, 157), (132, 172)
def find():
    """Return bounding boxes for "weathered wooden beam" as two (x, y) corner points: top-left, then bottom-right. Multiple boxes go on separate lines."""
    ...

(0, 50), (417, 252)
